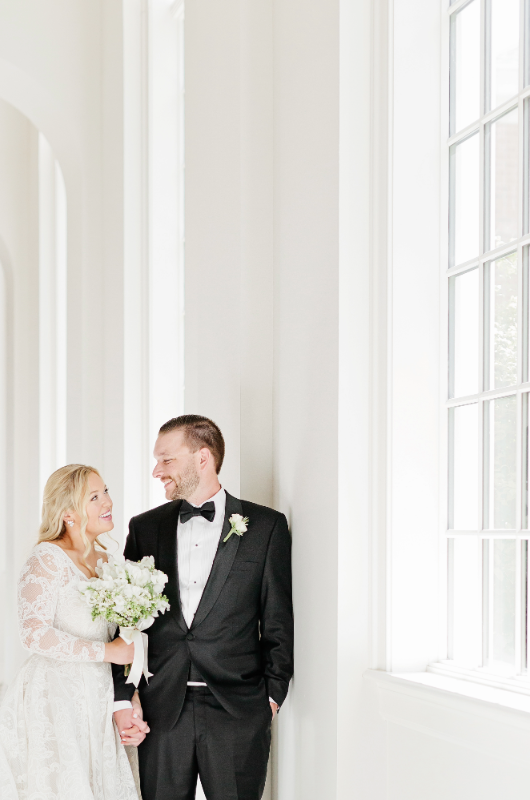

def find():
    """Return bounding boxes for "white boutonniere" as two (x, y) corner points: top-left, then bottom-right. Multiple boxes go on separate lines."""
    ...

(224, 514), (249, 543)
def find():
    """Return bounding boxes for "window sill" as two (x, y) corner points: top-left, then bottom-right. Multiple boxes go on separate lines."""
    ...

(364, 669), (530, 765)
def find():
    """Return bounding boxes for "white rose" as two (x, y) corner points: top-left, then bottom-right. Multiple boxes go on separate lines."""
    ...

(135, 569), (151, 587)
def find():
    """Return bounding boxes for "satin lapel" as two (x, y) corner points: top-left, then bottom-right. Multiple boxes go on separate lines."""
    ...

(190, 492), (243, 630)
(157, 500), (187, 633)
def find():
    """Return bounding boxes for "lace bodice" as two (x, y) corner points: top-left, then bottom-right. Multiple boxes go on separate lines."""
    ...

(17, 542), (110, 662)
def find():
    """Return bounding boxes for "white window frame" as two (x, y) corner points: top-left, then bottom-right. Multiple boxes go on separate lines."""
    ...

(431, 0), (530, 692)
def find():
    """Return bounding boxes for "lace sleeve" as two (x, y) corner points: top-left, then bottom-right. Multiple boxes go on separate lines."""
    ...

(18, 549), (105, 662)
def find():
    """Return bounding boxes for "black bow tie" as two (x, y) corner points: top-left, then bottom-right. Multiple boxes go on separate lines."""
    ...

(179, 500), (216, 524)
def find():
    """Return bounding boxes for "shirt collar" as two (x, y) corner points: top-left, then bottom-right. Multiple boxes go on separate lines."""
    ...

(189, 486), (226, 521)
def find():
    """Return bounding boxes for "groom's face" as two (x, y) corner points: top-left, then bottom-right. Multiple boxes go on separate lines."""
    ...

(152, 430), (200, 501)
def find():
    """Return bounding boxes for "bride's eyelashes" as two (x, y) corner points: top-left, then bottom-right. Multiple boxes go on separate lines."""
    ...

(90, 488), (109, 502)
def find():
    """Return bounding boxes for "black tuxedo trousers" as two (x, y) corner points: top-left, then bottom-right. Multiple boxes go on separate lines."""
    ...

(112, 493), (294, 800)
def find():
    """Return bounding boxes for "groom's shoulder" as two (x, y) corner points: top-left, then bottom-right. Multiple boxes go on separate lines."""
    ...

(130, 501), (178, 528)
(239, 498), (287, 529)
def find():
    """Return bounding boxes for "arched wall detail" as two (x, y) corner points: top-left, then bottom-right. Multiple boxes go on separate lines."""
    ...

(0, 57), (82, 206)
(0, 236), (15, 689)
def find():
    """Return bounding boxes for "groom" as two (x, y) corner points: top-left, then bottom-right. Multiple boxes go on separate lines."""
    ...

(112, 414), (294, 800)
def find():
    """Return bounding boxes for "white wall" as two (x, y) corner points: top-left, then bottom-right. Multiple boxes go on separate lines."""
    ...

(1, 2), (530, 800)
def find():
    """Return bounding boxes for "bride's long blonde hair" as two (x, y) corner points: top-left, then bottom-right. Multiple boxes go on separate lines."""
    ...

(38, 464), (109, 574)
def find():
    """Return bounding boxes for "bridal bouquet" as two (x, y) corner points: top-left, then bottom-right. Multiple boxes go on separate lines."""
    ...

(79, 555), (170, 687)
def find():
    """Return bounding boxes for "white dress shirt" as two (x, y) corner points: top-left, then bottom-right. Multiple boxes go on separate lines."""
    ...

(178, 487), (226, 630)
(114, 487), (277, 711)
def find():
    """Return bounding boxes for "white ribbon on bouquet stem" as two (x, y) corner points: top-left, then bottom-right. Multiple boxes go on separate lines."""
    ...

(119, 627), (154, 688)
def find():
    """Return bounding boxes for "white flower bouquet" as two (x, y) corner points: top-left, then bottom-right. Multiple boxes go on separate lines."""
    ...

(79, 555), (170, 687)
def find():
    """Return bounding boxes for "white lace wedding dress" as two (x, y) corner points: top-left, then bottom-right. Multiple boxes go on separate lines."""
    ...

(0, 542), (141, 799)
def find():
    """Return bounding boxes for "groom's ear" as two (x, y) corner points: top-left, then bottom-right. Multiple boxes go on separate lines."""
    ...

(198, 447), (213, 472)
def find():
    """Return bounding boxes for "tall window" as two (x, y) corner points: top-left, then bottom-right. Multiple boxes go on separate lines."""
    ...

(447, 0), (530, 680)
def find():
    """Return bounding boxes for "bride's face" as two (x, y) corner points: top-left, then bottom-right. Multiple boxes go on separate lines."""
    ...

(82, 473), (114, 536)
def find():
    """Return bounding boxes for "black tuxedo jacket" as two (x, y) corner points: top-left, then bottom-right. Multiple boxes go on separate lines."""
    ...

(112, 492), (294, 732)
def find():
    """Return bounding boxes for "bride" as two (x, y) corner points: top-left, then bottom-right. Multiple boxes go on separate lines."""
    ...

(0, 464), (148, 799)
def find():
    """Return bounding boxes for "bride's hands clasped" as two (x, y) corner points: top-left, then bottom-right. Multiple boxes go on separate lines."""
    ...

(115, 692), (150, 747)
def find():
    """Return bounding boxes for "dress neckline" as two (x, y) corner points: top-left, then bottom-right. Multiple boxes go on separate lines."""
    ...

(41, 541), (95, 581)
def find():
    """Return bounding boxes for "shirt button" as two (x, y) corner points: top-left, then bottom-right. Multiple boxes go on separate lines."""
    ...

(186, 633), (194, 641)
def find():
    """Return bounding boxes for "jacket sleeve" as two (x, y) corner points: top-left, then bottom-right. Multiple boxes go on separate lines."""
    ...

(259, 513), (294, 707)
(112, 517), (140, 703)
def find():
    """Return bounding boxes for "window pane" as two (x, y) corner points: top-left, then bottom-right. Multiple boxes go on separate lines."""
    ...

(449, 403), (479, 529)
(524, 99), (530, 235)
(484, 107), (519, 252)
(449, 536), (481, 666)
(525, 0), (530, 87)
(521, 540), (530, 672)
(484, 252), (518, 390)
(521, 246), (530, 383)
(486, 0), (519, 112)
(450, 0), (480, 135)
(450, 133), (480, 267)
(521, 392), (530, 528)
(449, 268), (479, 398)
(484, 395), (517, 529)
(493, 538), (516, 666)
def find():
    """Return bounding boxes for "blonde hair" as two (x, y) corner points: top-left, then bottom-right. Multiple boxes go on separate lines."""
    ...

(38, 464), (109, 575)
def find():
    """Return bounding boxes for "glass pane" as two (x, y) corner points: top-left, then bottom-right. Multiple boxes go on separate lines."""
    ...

(450, 133), (480, 267)
(450, 0), (480, 135)
(521, 393), (530, 528)
(484, 107), (519, 253)
(484, 395), (517, 529)
(521, 539), (529, 672)
(486, 0), (519, 112)
(526, 0), (530, 87)
(449, 403), (479, 529)
(493, 538), (516, 666)
(523, 97), (530, 233)
(483, 539), (490, 664)
(521, 246), (530, 383)
(449, 536), (481, 666)
(484, 252), (518, 390)
(449, 268), (479, 398)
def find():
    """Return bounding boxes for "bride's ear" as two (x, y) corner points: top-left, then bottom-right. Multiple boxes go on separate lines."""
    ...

(63, 513), (75, 528)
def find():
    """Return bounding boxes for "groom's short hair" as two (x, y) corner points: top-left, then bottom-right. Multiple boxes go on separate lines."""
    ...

(159, 415), (225, 474)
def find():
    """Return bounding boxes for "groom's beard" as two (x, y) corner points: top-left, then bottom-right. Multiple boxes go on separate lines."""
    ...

(169, 462), (200, 501)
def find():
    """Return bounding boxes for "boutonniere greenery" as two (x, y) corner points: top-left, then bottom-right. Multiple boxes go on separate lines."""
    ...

(224, 514), (249, 543)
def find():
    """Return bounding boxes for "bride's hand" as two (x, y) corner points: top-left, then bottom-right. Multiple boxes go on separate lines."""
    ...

(120, 721), (150, 747)
(103, 638), (135, 665)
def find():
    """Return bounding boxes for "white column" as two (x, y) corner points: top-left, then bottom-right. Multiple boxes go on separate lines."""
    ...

(148, 0), (186, 509)
(38, 132), (67, 496)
